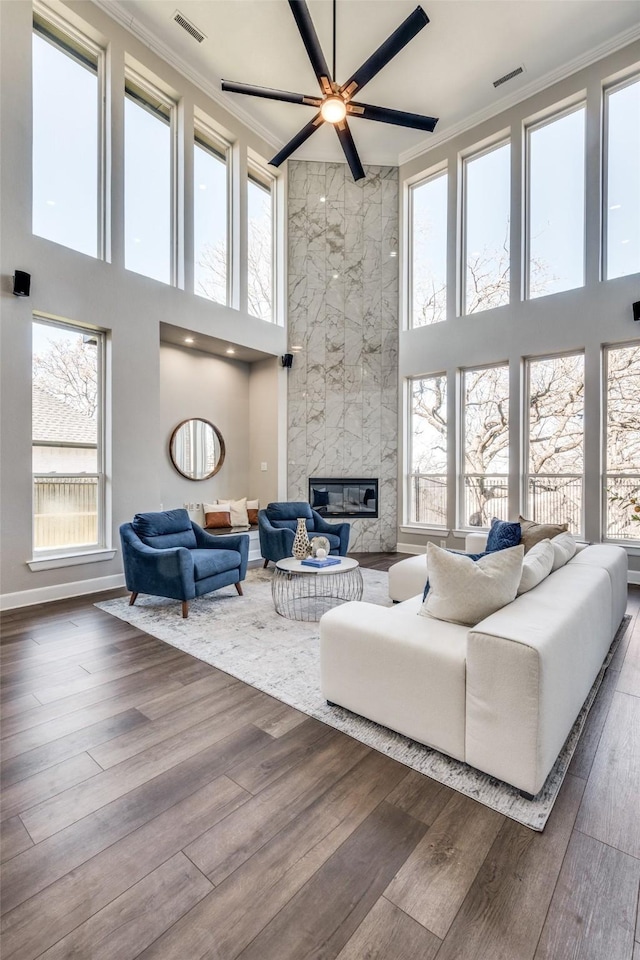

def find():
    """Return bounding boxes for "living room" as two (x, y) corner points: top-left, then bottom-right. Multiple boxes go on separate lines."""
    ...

(1, 0), (639, 957)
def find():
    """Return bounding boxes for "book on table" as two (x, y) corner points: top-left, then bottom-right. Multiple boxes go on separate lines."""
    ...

(300, 556), (341, 568)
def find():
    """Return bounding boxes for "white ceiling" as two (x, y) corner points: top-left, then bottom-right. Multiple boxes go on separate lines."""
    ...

(109, 0), (640, 166)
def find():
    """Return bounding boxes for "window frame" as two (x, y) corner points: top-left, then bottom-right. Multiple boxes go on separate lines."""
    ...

(246, 158), (276, 323)
(32, 315), (107, 557)
(406, 372), (448, 528)
(458, 361), (510, 530)
(602, 340), (640, 546)
(460, 137), (511, 317)
(602, 72), (640, 282)
(524, 100), (587, 302)
(523, 349), (585, 536)
(193, 120), (231, 306)
(124, 69), (178, 286)
(407, 166), (448, 329)
(32, 7), (106, 260)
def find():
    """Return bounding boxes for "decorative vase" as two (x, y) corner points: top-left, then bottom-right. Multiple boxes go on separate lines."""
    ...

(292, 518), (312, 559)
(311, 535), (330, 558)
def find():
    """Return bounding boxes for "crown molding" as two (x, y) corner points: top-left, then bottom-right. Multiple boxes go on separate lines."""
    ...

(398, 23), (640, 167)
(91, 0), (281, 150)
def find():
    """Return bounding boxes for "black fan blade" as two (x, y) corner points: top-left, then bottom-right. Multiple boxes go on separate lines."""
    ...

(270, 113), (324, 167)
(288, 0), (332, 90)
(222, 80), (320, 106)
(340, 6), (429, 98)
(349, 100), (438, 132)
(335, 121), (365, 181)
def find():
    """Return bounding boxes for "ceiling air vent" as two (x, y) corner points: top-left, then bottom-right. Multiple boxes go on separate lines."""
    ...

(173, 10), (206, 43)
(493, 66), (524, 89)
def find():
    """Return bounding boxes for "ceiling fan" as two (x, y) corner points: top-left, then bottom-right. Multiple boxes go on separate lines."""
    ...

(221, 0), (438, 181)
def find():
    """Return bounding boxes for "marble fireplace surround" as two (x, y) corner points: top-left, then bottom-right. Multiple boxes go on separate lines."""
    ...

(287, 160), (399, 552)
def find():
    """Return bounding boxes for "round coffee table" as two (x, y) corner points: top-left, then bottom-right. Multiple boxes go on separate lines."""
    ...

(272, 557), (364, 621)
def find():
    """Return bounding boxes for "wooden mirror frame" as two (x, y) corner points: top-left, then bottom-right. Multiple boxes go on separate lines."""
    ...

(169, 418), (226, 481)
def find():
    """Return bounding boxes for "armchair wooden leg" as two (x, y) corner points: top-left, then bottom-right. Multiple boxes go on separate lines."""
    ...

(129, 592), (138, 607)
(235, 582), (243, 596)
(263, 559), (269, 569)
(181, 601), (189, 619)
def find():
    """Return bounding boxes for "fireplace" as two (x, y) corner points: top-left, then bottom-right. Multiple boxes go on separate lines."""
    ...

(309, 478), (378, 519)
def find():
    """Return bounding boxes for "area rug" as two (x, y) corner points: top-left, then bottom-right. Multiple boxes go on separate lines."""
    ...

(96, 568), (629, 831)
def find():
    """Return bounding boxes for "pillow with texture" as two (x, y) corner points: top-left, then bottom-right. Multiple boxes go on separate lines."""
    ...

(517, 538), (554, 594)
(422, 551), (489, 601)
(486, 518), (521, 552)
(215, 498), (248, 526)
(550, 531), (577, 572)
(419, 542), (524, 626)
(204, 506), (232, 529)
(519, 515), (568, 553)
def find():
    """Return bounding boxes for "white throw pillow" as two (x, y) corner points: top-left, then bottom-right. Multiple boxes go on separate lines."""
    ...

(419, 542), (524, 627)
(212, 498), (249, 526)
(550, 531), (577, 572)
(517, 538), (554, 595)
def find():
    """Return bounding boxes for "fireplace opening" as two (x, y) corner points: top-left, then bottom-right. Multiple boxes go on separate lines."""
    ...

(309, 478), (378, 519)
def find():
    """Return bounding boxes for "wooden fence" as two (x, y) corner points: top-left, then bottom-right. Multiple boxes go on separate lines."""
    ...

(33, 477), (98, 549)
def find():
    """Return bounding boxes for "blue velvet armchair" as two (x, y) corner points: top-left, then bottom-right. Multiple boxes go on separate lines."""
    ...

(258, 501), (350, 567)
(120, 508), (249, 618)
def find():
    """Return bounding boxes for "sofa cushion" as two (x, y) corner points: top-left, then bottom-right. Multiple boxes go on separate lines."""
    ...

(267, 502), (313, 521)
(420, 542), (523, 626)
(191, 548), (241, 581)
(132, 509), (197, 550)
(550, 532), (577, 572)
(517, 538), (554, 594)
(486, 518), (521, 552)
(519, 516), (568, 552)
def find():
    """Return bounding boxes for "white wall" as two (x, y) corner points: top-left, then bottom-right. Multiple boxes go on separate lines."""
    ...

(397, 40), (640, 577)
(248, 356), (285, 509)
(0, 0), (286, 605)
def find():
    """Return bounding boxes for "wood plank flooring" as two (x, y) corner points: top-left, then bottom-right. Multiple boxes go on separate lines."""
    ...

(1, 555), (639, 960)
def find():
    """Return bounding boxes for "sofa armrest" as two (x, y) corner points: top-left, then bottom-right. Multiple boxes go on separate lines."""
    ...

(258, 510), (294, 562)
(120, 535), (195, 599)
(312, 511), (350, 554)
(465, 532), (488, 552)
(193, 526), (249, 579)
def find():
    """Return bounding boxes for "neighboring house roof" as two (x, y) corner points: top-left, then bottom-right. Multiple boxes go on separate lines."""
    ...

(32, 386), (96, 445)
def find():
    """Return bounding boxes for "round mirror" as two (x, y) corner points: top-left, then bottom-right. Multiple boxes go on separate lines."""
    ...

(169, 418), (225, 481)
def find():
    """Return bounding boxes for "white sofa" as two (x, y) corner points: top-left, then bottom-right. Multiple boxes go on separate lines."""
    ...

(320, 536), (627, 796)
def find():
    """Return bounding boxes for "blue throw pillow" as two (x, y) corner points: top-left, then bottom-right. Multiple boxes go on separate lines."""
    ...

(486, 518), (521, 553)
(422, 550), (490, 601)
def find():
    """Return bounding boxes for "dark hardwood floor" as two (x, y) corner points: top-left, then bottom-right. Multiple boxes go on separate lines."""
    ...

(1, 555), (639, 960)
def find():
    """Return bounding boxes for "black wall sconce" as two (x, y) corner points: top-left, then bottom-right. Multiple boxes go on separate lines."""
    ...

(633, 301), (639, 322)
(13, 271), (31, 297)
(281, 353), (293, 368)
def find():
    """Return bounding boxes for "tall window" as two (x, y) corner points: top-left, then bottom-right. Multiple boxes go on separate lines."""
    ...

(461, 365), (509, 527)
(526, 106), (586, 299)
(194, 128), (228, 304)
(410, 172), (448, 326)
(124, 77), (174, 284)
(32, 319), (104, 552)
(247, 167), (273, 321)
(408, 375), (447, 525)
(32, 16), (102, 257)
(605, 343), (640, 542)
(463, 142), (510, 315)
(605, 77), (640, 280)
(526, 353), (584, 533)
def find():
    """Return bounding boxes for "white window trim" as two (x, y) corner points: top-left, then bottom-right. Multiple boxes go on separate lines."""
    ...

(602, 340), (640, 547)
(406, 373), (448, 528)
(27, 549), (117, 572)
(32, 316), (107, 558)
(247, 154), (277, 324)
(602, 72), (640, 282)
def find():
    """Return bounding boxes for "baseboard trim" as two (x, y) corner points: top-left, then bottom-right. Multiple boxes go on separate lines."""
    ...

(0, 574), (126, 611)
(628, 570), (640, 585)
(396, 542), (428, 557)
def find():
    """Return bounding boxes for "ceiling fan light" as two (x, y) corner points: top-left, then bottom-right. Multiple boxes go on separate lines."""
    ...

(320, 96), (347, 124)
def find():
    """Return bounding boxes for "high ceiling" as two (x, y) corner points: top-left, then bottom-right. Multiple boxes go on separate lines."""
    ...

(109, 0), (640, 166)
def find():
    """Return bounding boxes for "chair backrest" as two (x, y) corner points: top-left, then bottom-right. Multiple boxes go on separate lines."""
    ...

(132, 508), (197, 550)
(266, 501), (313, 521)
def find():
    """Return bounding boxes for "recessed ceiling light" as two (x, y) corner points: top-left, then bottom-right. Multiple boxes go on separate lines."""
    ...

(46, 200), (56, 206)
(610, 204), (622, 210)
(319, 196), (326, 203)
(134, 238), (142, 244)
(184, 337), (194, 344)
(621, 239), (630, 244)
(291, 345), (303, 352)
(226, 347), (235, 354)
(199, 183), (207, 190)
(389, 251), (397, 258)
